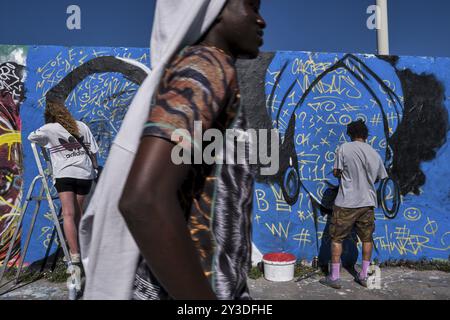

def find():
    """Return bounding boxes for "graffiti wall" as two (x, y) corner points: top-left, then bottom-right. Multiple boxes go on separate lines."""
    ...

(0, 45), (150, 265)
(0, 46), (27, 267)
(1, 45), (449, 266)
(247, 52), (450, 264)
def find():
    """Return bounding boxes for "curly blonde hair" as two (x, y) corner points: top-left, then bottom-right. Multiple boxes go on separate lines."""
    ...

(44, 101), (80, 137)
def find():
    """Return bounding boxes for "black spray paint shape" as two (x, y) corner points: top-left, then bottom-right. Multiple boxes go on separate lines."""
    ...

(46, 56), (147, 103)
(390, 68), (449, 195)
(45, 56), (148, 157)
(0, 62), (26, 104)
(378, 56), (449, 195)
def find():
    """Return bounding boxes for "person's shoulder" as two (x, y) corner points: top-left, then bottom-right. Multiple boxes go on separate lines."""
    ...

(183, 45), (234, 64)
(341, 141), (363, 153)
(76, 120), (90, 129)
(39, 123), (60, 131)
(339, 142), (351, 150)
(76, 121), (92, 133)
(360, 141), (377, 152)
(359, 142), (381, 156)
(173, 45), (236, 79)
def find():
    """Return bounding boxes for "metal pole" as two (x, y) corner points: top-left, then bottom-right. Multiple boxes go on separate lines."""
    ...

(376, 0), (390, 55)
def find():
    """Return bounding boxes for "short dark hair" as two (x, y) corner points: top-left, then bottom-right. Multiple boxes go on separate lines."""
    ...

(347, 120), (369, 140)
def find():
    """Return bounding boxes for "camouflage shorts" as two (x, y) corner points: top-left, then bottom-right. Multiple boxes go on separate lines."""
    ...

(329, 205), (375, 243)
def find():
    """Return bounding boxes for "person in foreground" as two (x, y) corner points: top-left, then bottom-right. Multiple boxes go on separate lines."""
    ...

(118, 0), (266, 300)
(320, 120), (388, 289)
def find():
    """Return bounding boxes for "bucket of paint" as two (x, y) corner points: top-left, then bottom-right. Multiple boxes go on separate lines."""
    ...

(262, 253), (296, 282)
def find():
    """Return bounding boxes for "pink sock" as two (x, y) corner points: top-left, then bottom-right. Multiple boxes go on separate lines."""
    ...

(360, 260), (370, 279)
(330, 263), (340, 281)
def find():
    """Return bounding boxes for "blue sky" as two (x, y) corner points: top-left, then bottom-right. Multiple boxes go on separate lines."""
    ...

(1, 0), (449, 57)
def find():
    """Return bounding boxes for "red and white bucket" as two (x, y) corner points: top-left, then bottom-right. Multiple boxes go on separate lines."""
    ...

(262, 253), (297, 282)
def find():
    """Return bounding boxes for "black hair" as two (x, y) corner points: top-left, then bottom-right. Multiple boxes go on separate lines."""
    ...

(347, 120), (369, 140)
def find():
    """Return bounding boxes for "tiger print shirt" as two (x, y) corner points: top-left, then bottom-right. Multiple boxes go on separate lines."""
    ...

(133, 45), (252, 300)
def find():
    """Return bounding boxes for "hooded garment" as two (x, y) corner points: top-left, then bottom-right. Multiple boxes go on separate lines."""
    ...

(79, 0), (228, 300)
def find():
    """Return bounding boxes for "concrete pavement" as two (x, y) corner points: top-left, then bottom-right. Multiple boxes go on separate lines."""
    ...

(0, 267), (449, 300)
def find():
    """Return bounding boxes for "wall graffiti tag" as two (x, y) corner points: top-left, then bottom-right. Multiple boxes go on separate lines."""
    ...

(0, 45), (449, 266)
(251, 52), (450, 263)
(0, 45), (150, 264)
(0, 46), (27, 267)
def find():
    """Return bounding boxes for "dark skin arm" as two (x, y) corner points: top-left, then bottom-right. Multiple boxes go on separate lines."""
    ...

(119, 137), (216, 300)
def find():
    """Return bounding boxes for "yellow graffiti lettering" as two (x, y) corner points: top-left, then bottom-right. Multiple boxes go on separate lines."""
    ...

(264, 222), (291, 239)
(255, 189), (269, 212)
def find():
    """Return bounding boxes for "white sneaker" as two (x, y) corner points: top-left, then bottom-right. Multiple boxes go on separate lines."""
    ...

(63, 253), (81, 264)
(70, 253), (81, 264)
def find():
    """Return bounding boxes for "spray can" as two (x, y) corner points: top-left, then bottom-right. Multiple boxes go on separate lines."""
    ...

(367, 261), (381, 289)
(312, 256), (319, 269)
(68, 278), (77, 300)
(66, 265), (78, 300)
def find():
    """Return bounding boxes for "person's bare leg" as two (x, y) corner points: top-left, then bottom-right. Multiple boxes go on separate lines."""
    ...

(331, 241), (343, 264)
(362, 241), (373, 261)
(59, 192), (79, 255)
(360, 241), (373, 279)
(320, 240), (343, 288)
(75, 194), (86, 228)
(330, 241), (342, 280)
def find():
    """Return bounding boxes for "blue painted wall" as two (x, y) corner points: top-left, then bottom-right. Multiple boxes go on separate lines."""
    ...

(252, 52), (450, 263)
(17, 45), (150, 263)
(1, 46), (449, 265)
